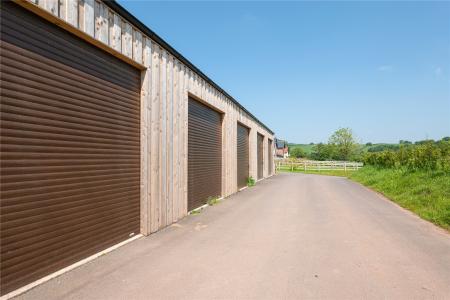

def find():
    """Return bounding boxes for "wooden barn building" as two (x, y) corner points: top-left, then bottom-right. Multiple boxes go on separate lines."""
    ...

(0, 0), (275, 296)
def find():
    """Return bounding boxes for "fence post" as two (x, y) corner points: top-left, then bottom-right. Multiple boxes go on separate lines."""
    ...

(291, 161), (294, 172)
(344, 162), (347, 172)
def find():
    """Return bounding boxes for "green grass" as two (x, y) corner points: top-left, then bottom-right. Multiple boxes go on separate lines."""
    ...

(279, 166), (450, 230)
(247, 176), (256, 187)
(349, 167), (450, 230)
(207, 196), (220, 206)
(288, 144), (315, 155)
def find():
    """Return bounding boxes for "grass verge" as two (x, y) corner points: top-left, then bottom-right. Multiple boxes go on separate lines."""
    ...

(279, 166), (450, 230)
(349, 167), (450, 230)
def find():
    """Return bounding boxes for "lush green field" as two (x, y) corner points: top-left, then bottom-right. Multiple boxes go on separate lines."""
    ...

(279, 166), (450, 230)
(288, 143), (315, 155)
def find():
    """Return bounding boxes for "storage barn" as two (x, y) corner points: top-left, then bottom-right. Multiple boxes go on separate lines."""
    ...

(0, 0), (275, 296)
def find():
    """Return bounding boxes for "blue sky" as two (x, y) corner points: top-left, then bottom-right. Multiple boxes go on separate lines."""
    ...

(119, 1), (450, 143)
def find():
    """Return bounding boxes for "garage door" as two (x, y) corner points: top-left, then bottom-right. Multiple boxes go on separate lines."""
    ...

(0, 2), (141, 295)
(237, 123), (249, 189)
(268, 139), (273, 175)
(188, 98), (222, 211)
(257, 133), (264, 180)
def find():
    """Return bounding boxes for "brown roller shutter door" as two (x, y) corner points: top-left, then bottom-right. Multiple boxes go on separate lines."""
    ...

(257, 133), (264, 180)
(268, 139), (273, 175)
(188, 98), (222, 211)
(0, 2), (141, 295)
(237, 123), (249, 189)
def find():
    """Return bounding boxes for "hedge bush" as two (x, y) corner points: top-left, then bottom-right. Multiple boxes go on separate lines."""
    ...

(362, 141), (450, 171)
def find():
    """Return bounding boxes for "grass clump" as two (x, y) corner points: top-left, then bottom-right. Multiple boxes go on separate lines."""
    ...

(207, 196), (220, 206)
(247, 176), (256, 187)
(350, 166), (450, 230)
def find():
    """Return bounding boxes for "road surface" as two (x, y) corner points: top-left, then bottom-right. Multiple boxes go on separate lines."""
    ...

(17, 173), (450, 299)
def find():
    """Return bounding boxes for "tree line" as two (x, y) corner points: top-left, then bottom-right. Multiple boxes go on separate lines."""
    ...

(290, 128), (450, 171)
(290, 128), (361, 161)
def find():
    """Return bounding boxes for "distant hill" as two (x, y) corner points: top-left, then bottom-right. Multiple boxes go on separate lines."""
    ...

(288, 143), (315, 154)
(288, 143), (401, 154)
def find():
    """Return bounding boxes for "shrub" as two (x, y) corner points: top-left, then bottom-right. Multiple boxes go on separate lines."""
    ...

(290, 147), (306, 158)
(362, 142), (450, 171)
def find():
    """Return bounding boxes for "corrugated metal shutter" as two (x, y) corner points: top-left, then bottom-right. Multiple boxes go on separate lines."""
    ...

(0, 2), (141, 295)
(188, 98), (222, 211)
(237, 123), (249, 189)
(257, 133), (264, 180)
(268, 139), (273, 175)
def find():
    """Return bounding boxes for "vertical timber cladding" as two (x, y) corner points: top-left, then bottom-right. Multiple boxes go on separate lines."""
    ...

(268, 139), (273, 175)
(0, 2), (141, 295)
(237, 123), (250, 189)
(188, 98), (222, 211)
(257, 133), (264, 180)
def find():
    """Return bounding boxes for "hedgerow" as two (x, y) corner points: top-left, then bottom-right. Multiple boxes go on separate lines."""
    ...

(362, 141), (450, 171)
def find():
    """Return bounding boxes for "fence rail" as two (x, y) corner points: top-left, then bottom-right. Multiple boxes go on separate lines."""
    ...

(276, 159), (363, 172)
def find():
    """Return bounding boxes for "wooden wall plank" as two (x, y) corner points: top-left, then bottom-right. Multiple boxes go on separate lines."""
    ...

(109, 11), (121, 52)
(160, 49), (167, 228)
(133, 29), (143, 64)
(173, 59), (179, 222)
(166, 54), (173, 224)
(121, 21), (133, 58)
(140, 66), (151, 235)
(182, 65), (189, 216)
(80, 0), (94, 36)
(150, 44), (161, 233)
(60, 0), (78, 27)
(94, 0), (108, 44)
(143, 37), (151, 67)
(41, 0), (58, 16)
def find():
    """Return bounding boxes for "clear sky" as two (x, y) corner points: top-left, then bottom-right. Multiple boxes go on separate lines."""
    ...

(118, 1), (450, 144)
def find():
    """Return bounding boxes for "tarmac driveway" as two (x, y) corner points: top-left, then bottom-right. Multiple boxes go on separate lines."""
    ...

(17, 173), (450, 299)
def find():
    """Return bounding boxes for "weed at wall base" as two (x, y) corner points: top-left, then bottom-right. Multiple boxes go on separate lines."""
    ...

(247, 176), (255, 187)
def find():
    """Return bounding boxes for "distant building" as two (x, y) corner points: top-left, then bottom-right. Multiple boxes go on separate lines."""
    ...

(275, 139), (289, 158)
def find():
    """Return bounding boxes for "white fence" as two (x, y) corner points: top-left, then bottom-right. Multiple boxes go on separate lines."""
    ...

(276, 159), (363, 172)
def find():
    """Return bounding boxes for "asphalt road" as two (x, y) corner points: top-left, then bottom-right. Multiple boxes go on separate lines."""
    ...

(17, 173), (450, 299)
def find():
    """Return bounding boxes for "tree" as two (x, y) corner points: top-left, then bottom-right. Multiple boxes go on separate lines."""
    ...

(415, 139), (434, 145)
(290, 147), (306, 158)
(311, 143), (334, 161)
(328, 128), (358, 161)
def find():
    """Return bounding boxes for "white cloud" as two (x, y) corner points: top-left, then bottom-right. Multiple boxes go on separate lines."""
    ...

(377, 65), (393, 72)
